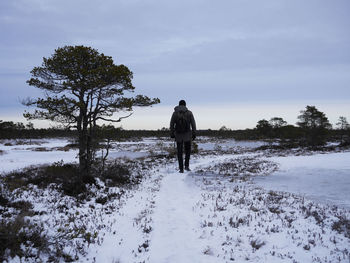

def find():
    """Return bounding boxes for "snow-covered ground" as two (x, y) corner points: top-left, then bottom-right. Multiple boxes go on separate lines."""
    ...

(0, 139), (76, 173)
(197, 139), (266, 151)
(87, 155), (350, 262)
(0, 138), (264, 173)
(0, 138), (152, 174)
(1, 138), (350, 262)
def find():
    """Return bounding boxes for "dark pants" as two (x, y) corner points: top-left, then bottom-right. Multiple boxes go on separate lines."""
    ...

(177, 141), (191, 170)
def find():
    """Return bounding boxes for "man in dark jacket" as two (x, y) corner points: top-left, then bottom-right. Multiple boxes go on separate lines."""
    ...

(170, 100), (196, 173)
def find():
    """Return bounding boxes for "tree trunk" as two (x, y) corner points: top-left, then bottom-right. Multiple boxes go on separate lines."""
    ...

(78, 128), (88, 177)
(78, 113), (90, 179)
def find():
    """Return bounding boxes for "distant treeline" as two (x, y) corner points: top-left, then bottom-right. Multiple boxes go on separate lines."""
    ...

(1, 105), (349, 148)
(0, 122), (348, 146)
(0, 120), (259, 140)
(0, 121), (76, 139)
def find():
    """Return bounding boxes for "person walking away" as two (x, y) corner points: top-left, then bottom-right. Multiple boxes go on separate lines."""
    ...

(170, 100), (196, 173)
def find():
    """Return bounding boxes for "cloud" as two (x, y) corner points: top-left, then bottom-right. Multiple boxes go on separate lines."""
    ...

(2, 0), (350, 72)
(133, 65), (350, 105)
(0, 0), (349, 128)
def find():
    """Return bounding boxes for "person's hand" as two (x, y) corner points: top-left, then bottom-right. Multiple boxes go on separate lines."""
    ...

(192, 133), (196, 140)
(171, 133), (175, 138)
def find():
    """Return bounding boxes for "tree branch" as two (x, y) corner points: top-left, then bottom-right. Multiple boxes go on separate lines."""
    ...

(96, 112), (133, 123)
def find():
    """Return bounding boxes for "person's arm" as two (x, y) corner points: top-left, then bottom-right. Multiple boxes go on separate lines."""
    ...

(170, 112), (176, 138)
(190, 112), (196, 139)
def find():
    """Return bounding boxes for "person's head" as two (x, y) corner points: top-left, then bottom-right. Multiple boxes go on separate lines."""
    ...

(179, 100), (186, 106)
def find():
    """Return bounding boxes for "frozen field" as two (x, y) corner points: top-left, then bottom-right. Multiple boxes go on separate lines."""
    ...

(255, 152), (350, 209)
(1, 138), (350, 262)
(0, 139), (76, 173)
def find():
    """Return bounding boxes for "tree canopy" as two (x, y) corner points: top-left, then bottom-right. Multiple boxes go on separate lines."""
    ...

(297, 105), (331, 146)
(24, 45), (159, 126)
(297, 106), (331, 130)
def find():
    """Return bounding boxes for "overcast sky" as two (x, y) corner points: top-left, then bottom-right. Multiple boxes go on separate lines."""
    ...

(0, 0), (349, 129)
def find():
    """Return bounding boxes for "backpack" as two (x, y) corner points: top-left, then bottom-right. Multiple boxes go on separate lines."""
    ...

(176, 111), (190, 133)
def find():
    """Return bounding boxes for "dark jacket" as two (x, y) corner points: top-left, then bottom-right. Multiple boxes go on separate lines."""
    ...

(170, 105), (196, 142)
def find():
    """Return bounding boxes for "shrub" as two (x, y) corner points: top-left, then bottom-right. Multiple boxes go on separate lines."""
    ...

(102, 163), (131, 187)
(3, 162), (89, 197)
(0, 214), (48, 261)
(0, 195), (8, 206)
(250, 238), (266, 250)
(0, 185), (9, 206)
(9, 200), (33, 212)
(332, 216), (350, 238)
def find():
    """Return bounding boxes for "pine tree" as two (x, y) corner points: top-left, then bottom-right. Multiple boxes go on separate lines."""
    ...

(297, 106), (331, 146)
(24, 45), (160, 178)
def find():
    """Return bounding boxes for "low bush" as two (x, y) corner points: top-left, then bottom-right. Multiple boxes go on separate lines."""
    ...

(0, 185), (8, 206)
(3, 162), (88, 197)
(197, 156), (278, 177)
(9, 200), (33, 212)
(339, 140), (350, 148)
(101, 163), (131, 187)
(32, 147), (50, 152)
(2, 159), (137, 199)
(250, 238), (266, 250)
(0, 217), (48, 262)
(64, 143), (79, 148)
(0, 195), (8, 206)
(0, 197), (48, 262)
(332, 216), (350, 238)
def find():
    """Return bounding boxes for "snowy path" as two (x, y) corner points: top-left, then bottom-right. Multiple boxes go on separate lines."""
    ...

(149, 172), (204, 263)
(148, 156), (230, 263)
(86, 164), (213, 263)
